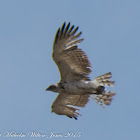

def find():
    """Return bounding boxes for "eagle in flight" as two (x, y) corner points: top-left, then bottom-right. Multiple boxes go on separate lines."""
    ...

(46, 22), (115, 120)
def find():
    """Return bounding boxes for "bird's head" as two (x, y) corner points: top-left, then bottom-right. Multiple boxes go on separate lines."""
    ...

(46, 84), (58, 93)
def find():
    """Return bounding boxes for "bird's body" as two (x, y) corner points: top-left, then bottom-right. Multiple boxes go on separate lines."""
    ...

(52, 81), (97, 95)
(46, 22), (115, 120)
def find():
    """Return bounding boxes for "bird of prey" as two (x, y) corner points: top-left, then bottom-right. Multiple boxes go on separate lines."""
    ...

(46, 22), (115, 120)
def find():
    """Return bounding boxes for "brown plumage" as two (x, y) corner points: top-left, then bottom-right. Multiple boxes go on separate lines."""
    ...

(53, 22), (91, 82)
(46, 22), (115, 120)
(51, 94), (90, 119)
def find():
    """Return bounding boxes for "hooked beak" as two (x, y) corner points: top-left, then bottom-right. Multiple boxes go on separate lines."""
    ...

(46, 87), (49, 91)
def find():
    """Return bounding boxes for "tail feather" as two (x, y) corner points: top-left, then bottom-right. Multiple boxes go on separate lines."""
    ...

(91, 91), (116, 108)
(94, 72), (115, 87)
(91, 72), (115, 108)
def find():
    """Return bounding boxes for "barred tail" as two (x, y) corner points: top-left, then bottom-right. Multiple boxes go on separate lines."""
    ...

(91, 91), (116, 108)
(91, 72), (115, 108)
(94, 72), (115, 87)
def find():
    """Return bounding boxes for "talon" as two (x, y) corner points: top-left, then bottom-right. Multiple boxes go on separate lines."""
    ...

(96, 86), (105, 94)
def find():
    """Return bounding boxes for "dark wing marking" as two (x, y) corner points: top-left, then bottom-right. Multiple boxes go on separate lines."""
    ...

(53, 22), (91, 82)
(51, 93), (90, 120)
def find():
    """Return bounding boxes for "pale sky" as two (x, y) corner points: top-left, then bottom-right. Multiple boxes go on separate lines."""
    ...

(0, 0), (140, 140)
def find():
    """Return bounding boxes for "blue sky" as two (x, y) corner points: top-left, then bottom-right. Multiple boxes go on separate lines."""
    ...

(0, 0), (140, 139)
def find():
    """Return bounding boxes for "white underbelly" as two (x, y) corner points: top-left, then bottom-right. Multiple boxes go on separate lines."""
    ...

(63, 81), (97, 94)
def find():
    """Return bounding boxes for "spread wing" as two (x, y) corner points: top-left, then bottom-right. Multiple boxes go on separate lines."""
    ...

(51, 93), (90, 120)
(53, 22), (91, 82)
